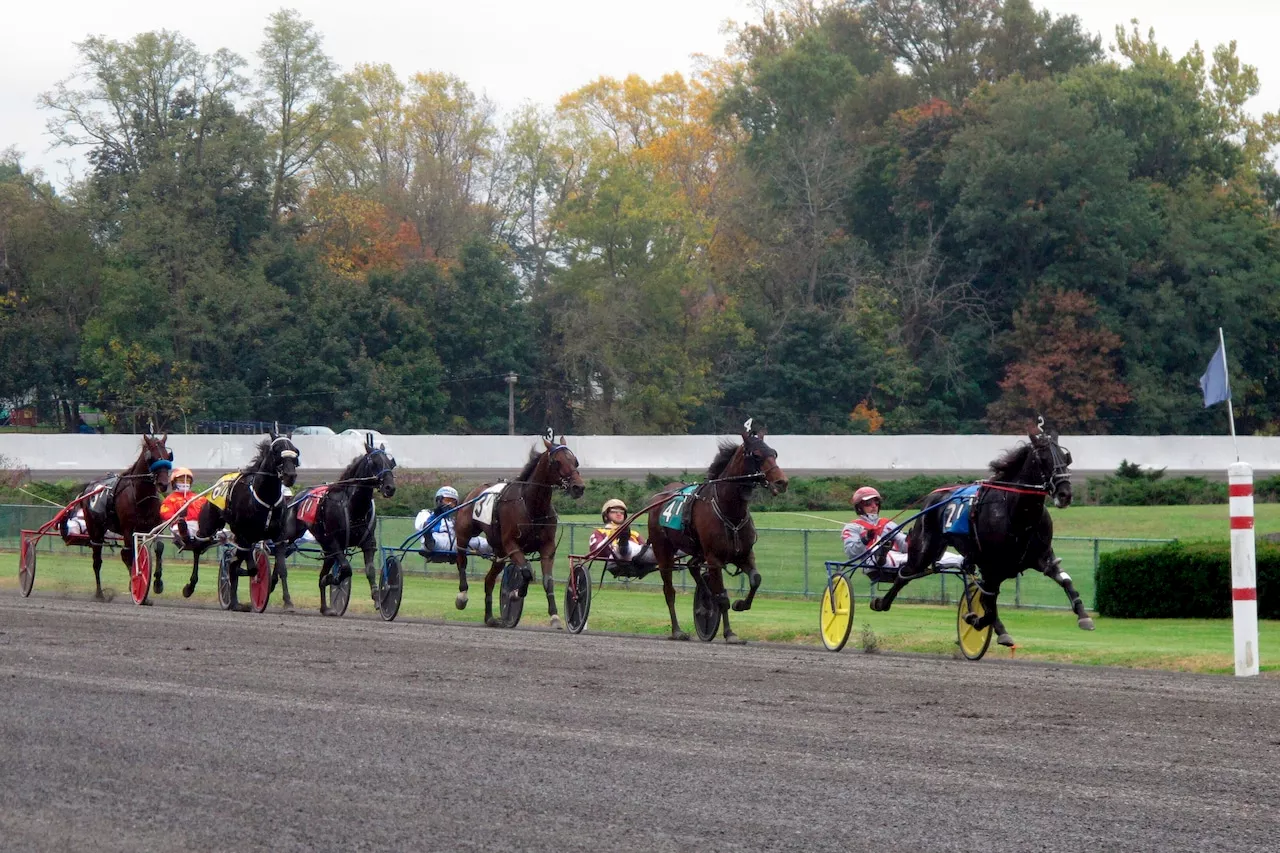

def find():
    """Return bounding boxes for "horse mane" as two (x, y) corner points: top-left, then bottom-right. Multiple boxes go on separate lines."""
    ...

(708, 440), (740, 479)
(989, 442), (1032, 480)
(339, 451), (370, 481)
(516, 446), (544, 483)
(242, 438), (273, 474)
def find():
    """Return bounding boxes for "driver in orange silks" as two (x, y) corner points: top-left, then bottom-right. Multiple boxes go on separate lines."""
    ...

(159, 467), (205, 547)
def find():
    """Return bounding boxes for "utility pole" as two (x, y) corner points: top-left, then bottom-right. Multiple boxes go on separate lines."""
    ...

(504, 373), (518, 436)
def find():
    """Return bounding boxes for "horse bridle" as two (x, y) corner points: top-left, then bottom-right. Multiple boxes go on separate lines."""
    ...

(545, 444), (579, 492)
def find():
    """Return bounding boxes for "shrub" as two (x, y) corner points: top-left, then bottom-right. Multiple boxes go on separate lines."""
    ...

(1096, 541), (1279, 618)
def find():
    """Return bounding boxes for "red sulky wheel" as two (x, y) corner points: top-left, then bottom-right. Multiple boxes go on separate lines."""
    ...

(250, 545), (271, 613)
(19, 533), (37, 597)
(131, 543), (153, 605)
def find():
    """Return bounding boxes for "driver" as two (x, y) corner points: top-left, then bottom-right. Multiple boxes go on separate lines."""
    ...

(416, 486), (491, 557)
(842, 486), (963, 573)
(159, 467), (205, 546)
(587, 499), (657, 572)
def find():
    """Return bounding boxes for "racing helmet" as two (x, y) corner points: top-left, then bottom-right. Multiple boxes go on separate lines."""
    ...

(172, 467), (194, 491)
(851, 486), (882, 512)
(435, 485), (459, 509)
(600, 498), (628, 522)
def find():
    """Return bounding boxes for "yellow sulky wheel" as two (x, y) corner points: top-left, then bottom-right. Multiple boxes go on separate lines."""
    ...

(819, 574), (854, 652)
(956, 578), (993, 661)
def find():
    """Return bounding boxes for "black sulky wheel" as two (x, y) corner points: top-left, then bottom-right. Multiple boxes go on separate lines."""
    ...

(217, 546), (234, 611)
(564, 561), (591, 634)
(957, 577), (993, 661)
(693, 580), (720, 642)
(499, 562), (524, 628)
(329, 571), (352, 618)
(377, 555), (403, 622)
(19, 533), (37, 597)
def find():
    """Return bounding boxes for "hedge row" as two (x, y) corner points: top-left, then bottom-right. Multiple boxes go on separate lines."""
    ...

(1096, 541), (1279, 619)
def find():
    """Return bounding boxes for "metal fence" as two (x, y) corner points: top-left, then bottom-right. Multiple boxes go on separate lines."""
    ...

(1, 504), (1173, 611)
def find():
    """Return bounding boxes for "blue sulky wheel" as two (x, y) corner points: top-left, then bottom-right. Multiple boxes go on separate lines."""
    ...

(957, 577), (993, 661)
(376, 555), (403, 622)
(564, 561), (591, 634)
(693, 580), (720, 642)
(499, 562), (524, 628)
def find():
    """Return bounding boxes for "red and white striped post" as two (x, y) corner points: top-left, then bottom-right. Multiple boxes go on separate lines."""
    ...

(1228, 462), (1259, 677)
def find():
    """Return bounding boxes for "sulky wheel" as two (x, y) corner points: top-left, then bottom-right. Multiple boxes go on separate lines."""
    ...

(564, 561), (591, 634)
(131, 541), (153, 606)
(499, 562), (524, 628)
(377, 555), (403, 622)
(217, 547), (234, 610)
(249, 545), (271, 613)
(819, 574), (855, 652)
(19, 534), (37, 597)
(957, 577), (993, 661)
(329, 571), (352, 618)
(693, 580), (720, 642)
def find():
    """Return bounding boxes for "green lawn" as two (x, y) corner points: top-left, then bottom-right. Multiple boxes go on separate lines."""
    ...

(6, 549), (1276, 675)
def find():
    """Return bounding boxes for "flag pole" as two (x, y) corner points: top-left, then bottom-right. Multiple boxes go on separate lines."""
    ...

(1219, 327), (1239, 461)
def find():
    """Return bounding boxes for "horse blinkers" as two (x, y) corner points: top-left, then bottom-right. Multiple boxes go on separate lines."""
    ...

(375, 446), (397, 498)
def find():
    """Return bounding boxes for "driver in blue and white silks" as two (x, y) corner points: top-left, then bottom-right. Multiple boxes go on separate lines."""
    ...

(415, 486), (492, 556)
(842, 486), (963, 572)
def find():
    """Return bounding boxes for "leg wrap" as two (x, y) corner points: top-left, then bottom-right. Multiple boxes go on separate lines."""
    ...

(542, 575), (555, 596)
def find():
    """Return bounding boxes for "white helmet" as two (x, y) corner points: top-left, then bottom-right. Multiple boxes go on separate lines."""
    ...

(600, 498), (628, 522)
(435, 486), (459, 501)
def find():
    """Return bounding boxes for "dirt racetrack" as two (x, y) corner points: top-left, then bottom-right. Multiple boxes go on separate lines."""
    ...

(1, 596), (1276, 852)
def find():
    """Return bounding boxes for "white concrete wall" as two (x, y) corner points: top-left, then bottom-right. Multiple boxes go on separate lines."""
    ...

(2, 432), (1276, 479)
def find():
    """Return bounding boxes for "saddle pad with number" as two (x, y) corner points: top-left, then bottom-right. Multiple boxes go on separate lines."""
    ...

(207, 473), (239, 511)
(472, 483), (508, 527)
(87, 475), (118, 515)
(941, 484), (980, 535)
(294, 485), (330, 527)
(658, 485), (699, 532)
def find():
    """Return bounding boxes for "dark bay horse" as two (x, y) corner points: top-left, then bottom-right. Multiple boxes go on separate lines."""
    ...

(180, 433), (300, 610)
(67, 434), (173, 600)
(646, 421), (789, 643)
(282, 434), (397, 615)
(872, 425), (1089, 647)
(452, 431), (586, 629)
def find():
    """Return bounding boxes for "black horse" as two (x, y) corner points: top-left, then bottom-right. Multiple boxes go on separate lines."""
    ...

(282, 433), (397, 615)
(180, 432), (300, 610)
(870, 424), (1089, 647)
(66, 433), (173, 600)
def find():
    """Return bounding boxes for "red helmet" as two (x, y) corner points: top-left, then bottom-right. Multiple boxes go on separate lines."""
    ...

(851, 486), (882, 510)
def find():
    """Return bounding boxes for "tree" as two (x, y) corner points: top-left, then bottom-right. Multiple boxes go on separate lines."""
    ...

(986, 288), (1129, 432)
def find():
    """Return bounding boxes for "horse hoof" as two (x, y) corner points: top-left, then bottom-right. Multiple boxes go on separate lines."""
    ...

(233, 602), (250, 613)
(724, 633), (746, 645)
(670, 631), (690, 641)
(485, 617), (503, 628)
(869, 598), (883, 612)
(550, 615), (564, 631)
(964, 613), (980, 627)
(139, 599), (153, 607)
(153, 578), (164, 595)
(1078, 616), (1096, 631)
(94, 591), (106, 602)
(731, 600), (749, 613)
(997, 633), (1015, 647)
(455, 593), (468, 610)
(181, 583), (195, 599)
(282, 600), (294, 612)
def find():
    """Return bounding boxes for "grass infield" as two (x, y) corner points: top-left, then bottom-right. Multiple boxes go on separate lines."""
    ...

(5, 548), (1276, 676)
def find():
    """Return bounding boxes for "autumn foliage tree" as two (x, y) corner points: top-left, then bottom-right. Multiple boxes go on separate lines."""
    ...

(986, 289), (1130, 433)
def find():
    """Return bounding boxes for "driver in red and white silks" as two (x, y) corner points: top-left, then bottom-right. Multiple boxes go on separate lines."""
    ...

(588, 498), (658, 569)
(842, 486), (964, 570)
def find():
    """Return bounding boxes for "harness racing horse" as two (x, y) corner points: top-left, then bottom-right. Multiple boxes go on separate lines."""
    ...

(646, 420), (789, 643)
(66, 434), (173, 601)
(283, 433), (397, 615)
(452, 430), (586, 629)
(180, 433), (300, 611)
(872, 423), (1087, 648)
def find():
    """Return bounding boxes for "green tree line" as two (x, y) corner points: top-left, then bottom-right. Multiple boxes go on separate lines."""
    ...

(2, 2), (1278, 436)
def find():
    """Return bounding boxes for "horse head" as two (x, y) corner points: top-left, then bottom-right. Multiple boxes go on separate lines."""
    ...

(741, 419), (788, 496)
(268, 431), (300, 488)
(542, 430), (585, 499)
(366, 433), (397, 499)
(142, 433), (173, 491)
(1030, 421), (1072, 509)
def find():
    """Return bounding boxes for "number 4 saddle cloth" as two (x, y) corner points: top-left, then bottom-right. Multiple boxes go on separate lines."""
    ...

(657, 485), (699, 532)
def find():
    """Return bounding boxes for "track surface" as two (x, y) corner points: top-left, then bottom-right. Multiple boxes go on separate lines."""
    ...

(2, 597), (1277, 852)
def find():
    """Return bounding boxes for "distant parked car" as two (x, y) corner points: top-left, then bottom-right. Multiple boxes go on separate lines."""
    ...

(293, 426), (336, 436)
(340, 428), (388, 446)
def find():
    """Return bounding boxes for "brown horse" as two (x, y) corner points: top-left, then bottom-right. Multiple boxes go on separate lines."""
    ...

(67, 434), (173, 600)
(646, 421), (789, 643)
(452, 431), (586, 629)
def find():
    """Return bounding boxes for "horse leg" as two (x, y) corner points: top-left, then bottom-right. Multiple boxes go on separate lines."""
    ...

(966, 579), (1014, 647)
(730, 552), (761, 613)
(707, 564), (743, 645)
(869, 575), (910, 612)
(483, 560), (503, 627)
(318, 556), (333, 615)
(1041, 553), (1094, 630)
(454, 550), (470, 610)
(661, 567), (688, 641)
(91, 544), (106, 601)
(183, 551), (200, 599)
(273, 545), (293, 610)
(153, 539), (164, 595)
(540, 545), (562, 630)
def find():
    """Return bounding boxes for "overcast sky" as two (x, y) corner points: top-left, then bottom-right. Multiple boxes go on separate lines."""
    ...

(3, 0), (1276, 186)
